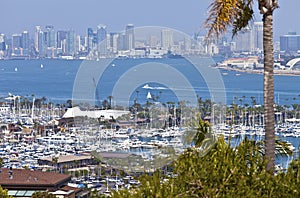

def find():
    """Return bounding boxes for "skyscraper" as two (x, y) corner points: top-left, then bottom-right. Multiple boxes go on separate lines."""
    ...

(149, 35), (158, 48)
(46, 25), (56, 48)
(0, 34), (6, 51)
(161, 29), (173, 50)
(110, 32), (119, 53)
(21, 31), (29, 50)
(12, 34), (21, 49)
(34, 26), (45, 57)
(280, 32), (300, 52)
(253, 22), (263, 52)
(125, 24), (135, 50)
(66, 30), (76, 55)
(87, 28), (95, 52)
(57, 31), (67, 49)
(233, 26), (254, 52)
(97, 25), (107, 56)
(117, 33), (126, 51)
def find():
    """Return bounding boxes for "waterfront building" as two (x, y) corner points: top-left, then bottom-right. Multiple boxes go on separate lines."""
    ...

(45, 25), (56, 48)
(0, 33), (6, 50)
(280, 32), (300, 52)
(253, 22), (263, 52)
(161, 29), (173, 50)
(110, 32), (119, 53)
(87, 27), (95, 52)
(0, 168), (88, 197)
(66, 30), (76, 56)
(57, 30), (67, 50)
(125, 24), (135, 50)
(38, 153), (94, 170)
(234, 26), (254, 53)
(11, 34), (22, 55)
(117, 32), (126, 51)
(149, 35), (158, 48)
(0, 34), (6, 59)
(76, 35), (85, 52)
(34, 26), (45, 57)
(21, 31), (29, 51)
(96, 24), (107, 57)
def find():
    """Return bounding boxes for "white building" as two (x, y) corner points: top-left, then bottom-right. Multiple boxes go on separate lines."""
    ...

(63, 106), (130, 119)
(161, 29), (173, 50)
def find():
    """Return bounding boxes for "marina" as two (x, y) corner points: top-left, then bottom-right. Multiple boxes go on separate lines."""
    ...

(1, 59), (300, 195)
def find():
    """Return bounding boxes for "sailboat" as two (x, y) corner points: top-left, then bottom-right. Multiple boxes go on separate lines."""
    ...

(40, 64), (44, 69)
(14, 67), (18, 72)
(147, 91), (152, 99)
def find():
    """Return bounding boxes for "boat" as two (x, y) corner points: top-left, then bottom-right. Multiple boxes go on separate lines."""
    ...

(147, 91), (152, 99)
(40, 64), (44, 68)
(36, 134), (75, 145)
(14, 67), (18, 72)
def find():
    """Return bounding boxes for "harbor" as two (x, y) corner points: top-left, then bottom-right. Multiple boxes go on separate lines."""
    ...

(0, 91), (300, 195)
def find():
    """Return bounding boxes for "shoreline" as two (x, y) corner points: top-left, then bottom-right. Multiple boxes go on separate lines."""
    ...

(215, 65), (300, 76)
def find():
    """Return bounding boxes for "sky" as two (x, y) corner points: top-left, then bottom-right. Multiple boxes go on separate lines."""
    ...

(1, 0), (300, 40)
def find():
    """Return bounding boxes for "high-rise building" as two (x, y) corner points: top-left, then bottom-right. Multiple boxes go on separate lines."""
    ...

(280, 32), (300, 52)
(66, 30), (76, 55)
(0, 34), (6, 58)
(149, 35), (158, 48)
(161, 29), (173, 50)
(0, 34), (6, 51)
(253, 22), (263, 52)
(34, 26), (42, 52)
(97, 25), (107, 56)
(12, 34), (21, 50)
(117, 33), (126, 51)
(125, 24), (135, 50)
(57, 31), (67, 49)
(87, 28), (95, 52)
(46, 25), (56, 48)
(76, 35), (86, 52)
(34, 26), (45, 57)
(110, 32), (119, 53)
(234, 26), (254, 52)
(21, 31), (29, 50)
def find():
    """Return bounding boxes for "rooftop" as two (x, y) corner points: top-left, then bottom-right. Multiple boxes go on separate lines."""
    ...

(0, 168), (71, 190)
(40, 153), (93, 163)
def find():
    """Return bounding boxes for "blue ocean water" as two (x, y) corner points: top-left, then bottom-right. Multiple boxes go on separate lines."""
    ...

(0, 58), (299, 106)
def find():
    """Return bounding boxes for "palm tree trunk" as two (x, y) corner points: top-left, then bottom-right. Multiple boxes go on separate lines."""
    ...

(263, 12), (275, 172)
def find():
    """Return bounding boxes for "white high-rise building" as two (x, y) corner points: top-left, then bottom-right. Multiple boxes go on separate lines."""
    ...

(34, 26), (45, 57)
(125, 24), (135, 50)
(234, 26), (254, 52)
(110, 33), (119, 53)
(149, 35), (158, 48)
(161, 29), (173, 50)
(253, 22), (263, 52)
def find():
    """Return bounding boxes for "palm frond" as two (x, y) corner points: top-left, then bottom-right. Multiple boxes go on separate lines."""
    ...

(232, 0), (254, 36)
(205, 0), (255, 38)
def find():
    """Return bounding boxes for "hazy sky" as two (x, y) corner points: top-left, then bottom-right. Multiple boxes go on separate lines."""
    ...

(1, 0), (299, 40)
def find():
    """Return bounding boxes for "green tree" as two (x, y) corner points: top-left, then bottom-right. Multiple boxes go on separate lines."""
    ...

(205, 0), (278, 171)
(0, 186), (12, 198)
(0, 157), (3, 168)
(112, 136), (298, 198)
(31, 191), (56, 198)
(51, 156), (59, 172)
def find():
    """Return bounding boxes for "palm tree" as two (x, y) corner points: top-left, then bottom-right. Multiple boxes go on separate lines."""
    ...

(107, 95), (113, 109)
(205, 0), (279, 171)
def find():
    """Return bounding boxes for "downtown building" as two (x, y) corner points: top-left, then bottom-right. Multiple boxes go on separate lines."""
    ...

(231, 22), (263, 54)
(280, 32), (300, 52)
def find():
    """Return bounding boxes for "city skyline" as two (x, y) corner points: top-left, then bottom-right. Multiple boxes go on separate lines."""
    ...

(1, 0), (300, 40)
